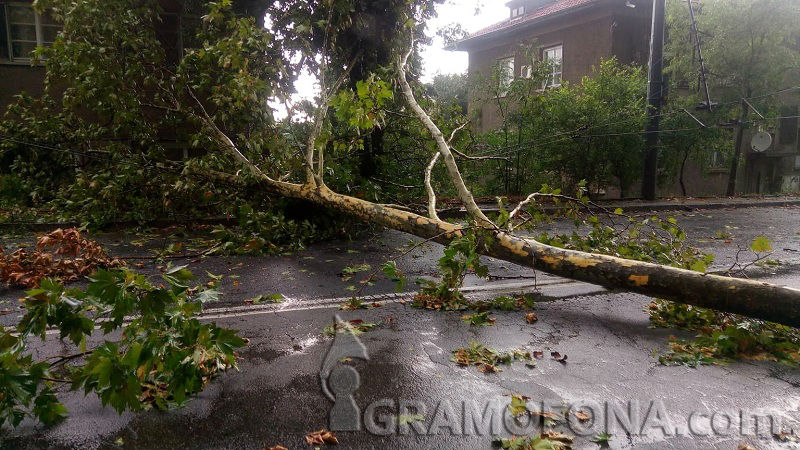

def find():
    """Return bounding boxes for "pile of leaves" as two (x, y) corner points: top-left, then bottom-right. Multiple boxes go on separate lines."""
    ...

(304, 429), (339, 446)
(655, 313), (800, 367)
(647, 235), (800, 367)
(451, 340), (532, 373)
(1, 266), (245, 428)
(492, 431), (574, 450)
(0, 228), (123, 288)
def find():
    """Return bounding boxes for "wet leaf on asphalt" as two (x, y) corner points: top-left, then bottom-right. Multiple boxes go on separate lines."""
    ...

(305, 429), (338, 445)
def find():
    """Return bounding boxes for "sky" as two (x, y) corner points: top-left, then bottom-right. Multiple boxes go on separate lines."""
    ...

(288, 0), (508, 105)
(420, 0), (508, 81)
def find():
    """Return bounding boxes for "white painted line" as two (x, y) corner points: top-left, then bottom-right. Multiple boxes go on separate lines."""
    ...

(41, 278), (591, 334)
(197, 278), (578, 316)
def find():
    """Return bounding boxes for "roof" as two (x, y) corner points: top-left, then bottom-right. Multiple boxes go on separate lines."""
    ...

(449, 0), (598, 50)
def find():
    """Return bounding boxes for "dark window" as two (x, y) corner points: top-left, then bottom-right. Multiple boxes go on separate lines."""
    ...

(1, 2), (61, 61)
(0, 6), (8, 59)
(779, 105), (799, 147)
(156, 13), (181, 64)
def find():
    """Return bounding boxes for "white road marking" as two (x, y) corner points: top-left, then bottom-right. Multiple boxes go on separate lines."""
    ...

(39, 278), (590, 334)
(197, 279), (599, 321)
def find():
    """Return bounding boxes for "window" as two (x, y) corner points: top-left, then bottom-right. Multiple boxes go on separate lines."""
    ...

(542, 45), (562, 88)
(520, 64), (533, 79)
(497, 56), (514, 96)
(511, 6), (525, 18)
(779, 105), (798, 148)
(2, 3), (61, 61)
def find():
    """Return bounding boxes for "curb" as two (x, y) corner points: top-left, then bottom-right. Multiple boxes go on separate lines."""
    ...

(439, 198), (800, 218)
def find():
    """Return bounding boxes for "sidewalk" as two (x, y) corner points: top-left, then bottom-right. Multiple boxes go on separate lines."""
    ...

(441, 194), (800, 217)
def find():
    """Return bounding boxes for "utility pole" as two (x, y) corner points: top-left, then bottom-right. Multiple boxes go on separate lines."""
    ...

(687, 0), (712, 111)
(641, 0), (666, 200)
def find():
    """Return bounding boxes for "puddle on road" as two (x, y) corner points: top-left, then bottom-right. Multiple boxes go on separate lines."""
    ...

(292, 334), (322, 353)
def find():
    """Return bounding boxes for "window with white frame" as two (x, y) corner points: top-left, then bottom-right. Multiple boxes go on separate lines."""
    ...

(497, 56), (514, 96)
(542, 45), (562, 87)
(511, 6), (525, 18)
(1, 3), (61, 61)
(520, 64), (533, 79)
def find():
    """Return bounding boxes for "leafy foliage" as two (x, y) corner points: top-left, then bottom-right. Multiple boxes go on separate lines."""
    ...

(0, 0), (289, 227)
(413, 231), (489, 308)
(467, 58), (646, 196)
(1, 266), (244, 427)
(206, 203), (354, 255)
(648, 236), (800, 367)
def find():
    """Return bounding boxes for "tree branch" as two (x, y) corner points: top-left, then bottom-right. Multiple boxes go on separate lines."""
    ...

(424, 152), (441, 220)
(397, 42), (493, 226)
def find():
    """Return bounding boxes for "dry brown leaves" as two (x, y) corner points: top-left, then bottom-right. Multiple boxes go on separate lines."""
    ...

(0, 228), (123, 288)
(573, 410), (591, 422)
(541, 430), (574, 446)
(525, 312), (538, 324)
(266, 446), (288, 450)
(305, 429), (338, 446)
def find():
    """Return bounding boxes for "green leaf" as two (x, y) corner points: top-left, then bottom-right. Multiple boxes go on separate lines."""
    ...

(689, 260), (707, 273)
(750, 236), (772, 253)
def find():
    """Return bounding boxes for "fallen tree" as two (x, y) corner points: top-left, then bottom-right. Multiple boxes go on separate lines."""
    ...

(11, 0), (800, 327)
(180, 8), (800, 326)
(202, 167), (800, 327)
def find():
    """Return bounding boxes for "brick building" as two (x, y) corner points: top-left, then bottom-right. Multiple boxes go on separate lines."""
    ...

(0, 0), (266, 111)
(450, 0), (653, 132)
(449, 0), (800, 196)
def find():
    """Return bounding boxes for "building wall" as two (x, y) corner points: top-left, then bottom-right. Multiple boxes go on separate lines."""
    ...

(466, 4), (650, 133)
(0, 0), (197, 114)
(0, 64), (45, 109)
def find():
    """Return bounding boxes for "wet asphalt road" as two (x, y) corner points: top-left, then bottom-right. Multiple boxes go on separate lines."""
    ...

(2, 205), (800, 449)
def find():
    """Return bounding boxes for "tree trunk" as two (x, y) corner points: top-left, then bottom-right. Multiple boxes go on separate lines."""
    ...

(726, 99), (749, 196)
(203, 169), (800, 328)
(679, 150), (689, 197)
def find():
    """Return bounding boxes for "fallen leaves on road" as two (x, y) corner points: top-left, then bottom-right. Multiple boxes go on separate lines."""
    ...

(322, 319), (376, 337)
(245, 294), (285, 304)
(508, 394), (529, 417)
(573, 410), (590, 422)
(736, 444), (755, 450)
(0, 228), (123, 288)
(266, 446), (287, 450)
(590, 432), (612, 444)
(397, 413), (425, 425)
(305, 429), (338, 446)
(492, 431), (573, 450)
(461, 311), (496, 326)
(775, 431), (800, 442)
(451, 340), (531, 373)
(339, 297), (379, 310)
(551, 351), (568, 363)
(541, 430), (574, 446)
(525, 312), (538, 324)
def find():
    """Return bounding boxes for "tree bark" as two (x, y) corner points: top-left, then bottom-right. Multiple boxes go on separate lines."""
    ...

(726, 99), (749, 196)
(202, 168), (800, 328)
